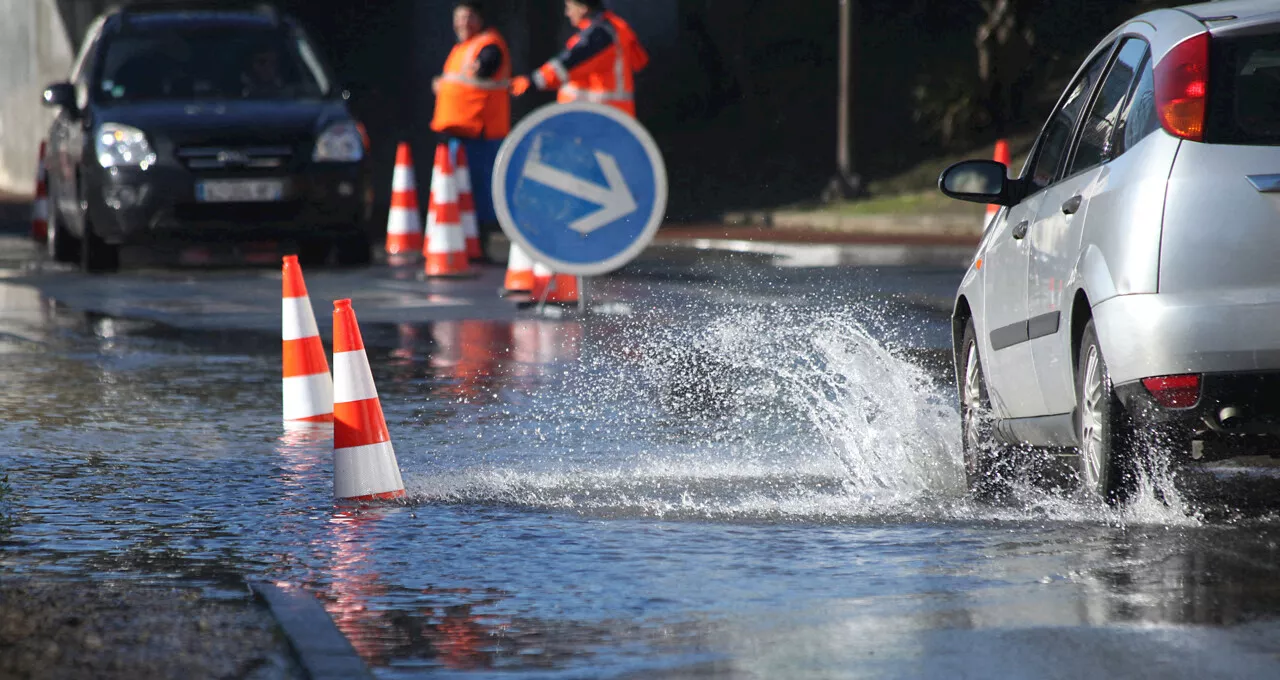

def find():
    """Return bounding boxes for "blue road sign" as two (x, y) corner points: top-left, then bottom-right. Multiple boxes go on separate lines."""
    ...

(493, 102), (668, 276)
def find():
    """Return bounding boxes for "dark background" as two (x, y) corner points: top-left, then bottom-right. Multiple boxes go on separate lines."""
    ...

(57, 0), (1187, 225)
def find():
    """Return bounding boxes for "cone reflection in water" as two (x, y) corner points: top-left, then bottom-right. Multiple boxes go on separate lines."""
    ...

(385, 142), (423, 257)
(423, 144), (470, 277)
(503, 242), (535, 294)
(282, 255), (334, 422)
(453, 145), (483, 260)
(332, 298), (405, 501)
(31, 141), (48, 242)
(510, 319), (583, 378)
(530, 262), (579, 305)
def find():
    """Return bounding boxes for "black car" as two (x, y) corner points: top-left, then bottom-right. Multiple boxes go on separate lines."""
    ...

(41, 2), (374, 272)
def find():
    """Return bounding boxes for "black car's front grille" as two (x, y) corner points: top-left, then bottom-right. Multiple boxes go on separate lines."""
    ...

(175, 146), (294, 170)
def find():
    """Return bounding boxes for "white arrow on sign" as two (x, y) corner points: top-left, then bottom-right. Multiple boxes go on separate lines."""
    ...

(521, 133), (637, 235)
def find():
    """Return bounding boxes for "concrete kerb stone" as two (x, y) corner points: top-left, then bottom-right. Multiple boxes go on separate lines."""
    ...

(249, 580), (374, 680)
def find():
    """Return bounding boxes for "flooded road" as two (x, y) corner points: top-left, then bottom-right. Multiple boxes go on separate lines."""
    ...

(4, 241), (1280, 678)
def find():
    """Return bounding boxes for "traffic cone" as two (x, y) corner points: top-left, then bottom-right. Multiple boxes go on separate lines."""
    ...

(282, 255), (334, 423)
(423, 144), (470, 278)
(454, 145), (484, 261)
(332, 298), (406, 501)
(530, 262), (579, 305)
(503, 242), (535, 294)
(385, 142), (423, 257)
(31, 141), (48, 243)
(985, 139), (1010, 229)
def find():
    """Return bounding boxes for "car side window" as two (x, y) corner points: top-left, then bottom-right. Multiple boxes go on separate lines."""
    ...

(1027, 45), (1112, 193)
(1066, 38), (1148, 175)
(1115, 53), (1159, 155)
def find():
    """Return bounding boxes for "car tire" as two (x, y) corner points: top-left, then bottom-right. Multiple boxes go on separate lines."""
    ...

(334, 230), (372, 267)
(1074, 319), (1137, 505)
(79, 217), (119, 274)
(296, 238), (331, 267)
(959, 318), (1012, 500)
(46, 205), (79, 264)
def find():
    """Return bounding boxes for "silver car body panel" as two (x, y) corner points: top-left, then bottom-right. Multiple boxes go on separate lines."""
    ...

(1094, 291), (1280, 385)
(952, 3), (1280, 445)
(1160, 142), (1280, 295)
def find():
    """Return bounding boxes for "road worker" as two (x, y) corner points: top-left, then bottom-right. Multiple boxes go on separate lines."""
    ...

(510, 0), (649, 117)
(431, 1), (510, 258)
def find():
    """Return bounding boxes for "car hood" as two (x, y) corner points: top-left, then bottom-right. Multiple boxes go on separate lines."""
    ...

(93, 99), (351, 148)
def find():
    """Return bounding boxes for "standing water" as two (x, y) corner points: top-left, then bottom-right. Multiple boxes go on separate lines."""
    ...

(1, 253), (1274, 679)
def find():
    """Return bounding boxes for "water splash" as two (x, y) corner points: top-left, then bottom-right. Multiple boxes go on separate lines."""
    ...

(407, 304), (1200, 526)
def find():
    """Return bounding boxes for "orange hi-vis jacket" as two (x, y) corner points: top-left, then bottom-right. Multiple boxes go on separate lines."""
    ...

(431, 28), (511, 140)
(532, 11), (649, 116)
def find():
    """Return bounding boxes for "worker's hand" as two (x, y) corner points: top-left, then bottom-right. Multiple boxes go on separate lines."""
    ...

(510, 76), (531, 97)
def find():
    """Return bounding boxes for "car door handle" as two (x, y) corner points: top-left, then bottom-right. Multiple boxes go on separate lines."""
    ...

(1061, 195), (1083, 215)
(1012, 220), (1029, 240)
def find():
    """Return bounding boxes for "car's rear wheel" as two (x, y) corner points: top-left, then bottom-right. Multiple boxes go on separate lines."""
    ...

(46, 205), (79, 264)
(1075, 320), (1136, 505)
(960, 318), (1012, 500)
(79, 216), (119, 273)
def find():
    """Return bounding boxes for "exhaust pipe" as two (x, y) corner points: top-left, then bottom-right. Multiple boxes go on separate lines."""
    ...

(1219, 406), (1245, 430)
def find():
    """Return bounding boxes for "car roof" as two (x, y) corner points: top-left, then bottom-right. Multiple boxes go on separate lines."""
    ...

(1177, 0), (1280, 22)
(104, 3), (285, 32)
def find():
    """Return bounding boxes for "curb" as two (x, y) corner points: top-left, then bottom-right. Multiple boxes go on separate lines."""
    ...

(249, 580), (374, 680)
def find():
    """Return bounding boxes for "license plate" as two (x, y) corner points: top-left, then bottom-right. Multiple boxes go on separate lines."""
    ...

(196, 179), (285, 203)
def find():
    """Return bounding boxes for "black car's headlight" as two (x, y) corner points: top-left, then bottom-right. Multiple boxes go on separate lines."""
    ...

(313, 122), (364, 163)
(96, 123), (157, 169)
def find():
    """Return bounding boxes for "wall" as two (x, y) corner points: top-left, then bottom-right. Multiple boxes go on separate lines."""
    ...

(0, 0), (76, 195)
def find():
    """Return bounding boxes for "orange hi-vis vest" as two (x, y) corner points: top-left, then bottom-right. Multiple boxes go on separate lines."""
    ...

(431, 28), (511, 140)
(533, 11), (649, 116)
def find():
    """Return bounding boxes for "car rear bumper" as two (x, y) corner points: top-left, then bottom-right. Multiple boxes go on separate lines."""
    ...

(1092, 291), (1280, 386)
(1116, 371), (1280, 458)
(84, 163), (373, 245)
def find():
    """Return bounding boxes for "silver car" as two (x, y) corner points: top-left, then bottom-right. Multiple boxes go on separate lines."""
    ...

(939, 0), (1280, 504)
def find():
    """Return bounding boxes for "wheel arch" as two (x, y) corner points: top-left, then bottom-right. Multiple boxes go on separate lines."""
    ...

(952, 295), (974, 383)
(1069, 288), (1092, 372)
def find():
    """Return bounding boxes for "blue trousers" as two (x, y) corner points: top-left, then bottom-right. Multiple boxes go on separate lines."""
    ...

(447, 137), (502, 225)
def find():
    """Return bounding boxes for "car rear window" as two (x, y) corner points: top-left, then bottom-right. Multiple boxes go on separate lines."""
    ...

(94, 26), (330, 103)
(1209, 32), (1280, 145)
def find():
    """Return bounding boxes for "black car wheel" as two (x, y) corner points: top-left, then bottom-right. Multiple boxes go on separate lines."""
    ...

(79, 216), (119, 273)
(296, 238), (331, 267)
(959, 318), (1012, 500)
(1074, 320), (1137, 505)
(46, 204), (79, 264)
(334, 230), (372, 267)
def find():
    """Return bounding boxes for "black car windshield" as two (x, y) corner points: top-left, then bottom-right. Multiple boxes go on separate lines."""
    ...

(94, 25), (331, 102)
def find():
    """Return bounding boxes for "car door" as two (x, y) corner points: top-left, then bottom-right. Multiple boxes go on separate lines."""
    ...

(981, 191), (1047, 419)
(1028, 38), (1148, 415)
(979, 44), (1113, 420)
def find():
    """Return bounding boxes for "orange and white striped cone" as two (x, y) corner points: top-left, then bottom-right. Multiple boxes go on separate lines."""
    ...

(385, 142), (423, 258)
(531, 262), (580, 306)
(31, 141), (48, 243)
(282, 255), (334, 423)
(454, 145), (484, 261)
(332, 298), (406, 501)
(503, 242), (535, 295)
(985, 139), (1010, 229)
(423, 144), (470, 278)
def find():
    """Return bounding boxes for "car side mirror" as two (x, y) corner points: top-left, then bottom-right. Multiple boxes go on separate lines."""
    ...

(938, 159), (1014, 206)
(42, 82), (78, 113)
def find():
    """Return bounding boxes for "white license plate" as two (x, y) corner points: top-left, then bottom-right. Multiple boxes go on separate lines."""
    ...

(196, 179), (285, 203)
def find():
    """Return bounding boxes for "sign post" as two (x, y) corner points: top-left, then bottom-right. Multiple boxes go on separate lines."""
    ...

(493, 102), (668, 312)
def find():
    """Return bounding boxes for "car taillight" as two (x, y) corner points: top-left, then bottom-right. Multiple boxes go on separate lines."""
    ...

(1155, 32), (1210, 142)
(1142, 374), (1201, 409)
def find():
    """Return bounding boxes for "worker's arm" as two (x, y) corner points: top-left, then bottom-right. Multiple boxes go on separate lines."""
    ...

(531, 21), (616, 91)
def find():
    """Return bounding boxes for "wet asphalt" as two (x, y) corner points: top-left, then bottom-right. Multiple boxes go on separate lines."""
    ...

(4, 226), (1280, 679)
